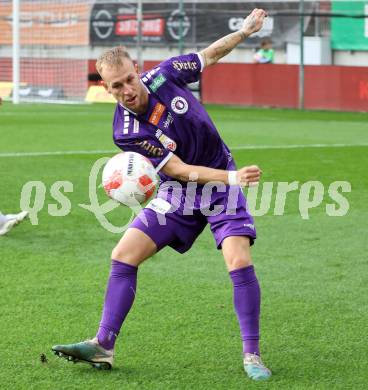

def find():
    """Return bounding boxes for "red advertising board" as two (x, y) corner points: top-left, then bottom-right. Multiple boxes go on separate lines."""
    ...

(201, 63), (368, 112)
(115, 15), (165, 37)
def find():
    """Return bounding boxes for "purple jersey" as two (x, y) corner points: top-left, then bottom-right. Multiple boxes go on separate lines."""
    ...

(113, 53), (234, 185)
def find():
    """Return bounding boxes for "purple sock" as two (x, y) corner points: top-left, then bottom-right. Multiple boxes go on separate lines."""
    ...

(96, 260), (138, 350)
(230, 265), (261, 356)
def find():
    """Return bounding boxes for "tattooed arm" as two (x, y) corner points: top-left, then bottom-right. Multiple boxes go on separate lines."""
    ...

(200, 8), (267, 67)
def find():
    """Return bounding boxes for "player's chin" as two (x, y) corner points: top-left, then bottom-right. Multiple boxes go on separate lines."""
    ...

(124, 97), (138, 110)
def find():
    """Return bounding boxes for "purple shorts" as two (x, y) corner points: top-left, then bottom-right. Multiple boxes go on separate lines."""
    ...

(130, 181), (256, 254)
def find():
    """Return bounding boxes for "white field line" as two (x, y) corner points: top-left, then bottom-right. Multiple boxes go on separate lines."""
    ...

(230, 143), (368, 150)
(0, 143), (367, 158)
(0, 150), (116, 157)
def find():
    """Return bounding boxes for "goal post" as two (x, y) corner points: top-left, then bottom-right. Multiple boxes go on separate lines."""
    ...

(1, 0), (92, 103)
(12, 0), (19, 104)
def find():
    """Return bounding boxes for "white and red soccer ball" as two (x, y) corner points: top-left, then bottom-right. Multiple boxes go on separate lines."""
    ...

(102, 152), (158, 206)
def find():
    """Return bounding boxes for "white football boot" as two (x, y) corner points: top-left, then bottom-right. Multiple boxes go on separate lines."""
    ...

(0, 211), (29, 235)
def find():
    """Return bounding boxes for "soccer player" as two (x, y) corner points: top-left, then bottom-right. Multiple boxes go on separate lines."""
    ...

(53, 8), (271, 381)
(0, 210), (28, 235)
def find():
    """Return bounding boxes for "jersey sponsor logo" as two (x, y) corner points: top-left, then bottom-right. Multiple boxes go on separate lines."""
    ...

(171, 96), (188, 114)
(135, 140), (164, 157)
(148, 102), (166, 126)
(163, 112), (173, 129)
(172, 60), (198, 71)
(155, 129), (177, 151)
(146, 198), (172, 215)
(149, 74), (166, 92)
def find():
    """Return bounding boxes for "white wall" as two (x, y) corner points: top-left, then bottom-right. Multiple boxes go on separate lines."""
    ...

(333, 51), (368, 67)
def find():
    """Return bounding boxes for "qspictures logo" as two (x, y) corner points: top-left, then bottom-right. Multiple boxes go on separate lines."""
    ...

(18, 158), (352, 234)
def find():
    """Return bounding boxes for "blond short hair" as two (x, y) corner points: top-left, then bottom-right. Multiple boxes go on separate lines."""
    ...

(96, 46), (132, 75)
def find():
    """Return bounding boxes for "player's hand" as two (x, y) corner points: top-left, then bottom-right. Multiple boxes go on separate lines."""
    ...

(241, 8), (267, 37)
(237, 165), (262, 187)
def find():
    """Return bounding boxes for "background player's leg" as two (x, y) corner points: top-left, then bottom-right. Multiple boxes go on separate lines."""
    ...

(96, 228), (157, 350)
(0, 210), (28, 236)
(222, 236), (260, 355)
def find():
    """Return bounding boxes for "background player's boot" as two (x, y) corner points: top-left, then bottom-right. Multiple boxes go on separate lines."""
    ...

(243, 353), (272, 381)
(52, 337), (114, 369)
(0, 211), (28, 235)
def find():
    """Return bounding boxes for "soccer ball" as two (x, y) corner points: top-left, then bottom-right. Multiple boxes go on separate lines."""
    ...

(102, 152), (158, 206)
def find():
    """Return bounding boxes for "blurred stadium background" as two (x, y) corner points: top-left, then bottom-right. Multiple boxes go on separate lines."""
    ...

(0, 0), (367, 111)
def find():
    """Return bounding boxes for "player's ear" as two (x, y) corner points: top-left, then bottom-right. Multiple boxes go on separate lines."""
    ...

(99, 80), (108, 91)
(134, 62), (139, 74)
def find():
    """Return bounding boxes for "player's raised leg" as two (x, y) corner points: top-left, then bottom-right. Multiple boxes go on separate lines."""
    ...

(52, 227), (157, 369)
(222, 236), (271, 381)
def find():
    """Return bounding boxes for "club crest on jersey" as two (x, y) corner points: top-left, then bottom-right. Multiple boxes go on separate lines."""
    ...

(171, 96), (188, 115)
(155, 129), (177, 151)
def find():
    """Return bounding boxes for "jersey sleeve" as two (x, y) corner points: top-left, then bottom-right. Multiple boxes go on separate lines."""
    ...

(158, 52), (204, 86)
(114, 135), (173, 172)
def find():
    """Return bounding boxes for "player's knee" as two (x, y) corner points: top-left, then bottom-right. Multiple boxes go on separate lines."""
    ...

(111, 245), (126, 261)
(111, 243), (148, 267)
(226, 256), (252, 271)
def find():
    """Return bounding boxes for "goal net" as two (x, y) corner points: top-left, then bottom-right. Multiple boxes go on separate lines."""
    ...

(0, 0), (91, 103)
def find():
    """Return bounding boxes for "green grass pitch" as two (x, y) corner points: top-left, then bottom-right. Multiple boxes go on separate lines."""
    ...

(0, 103), (367, 389)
